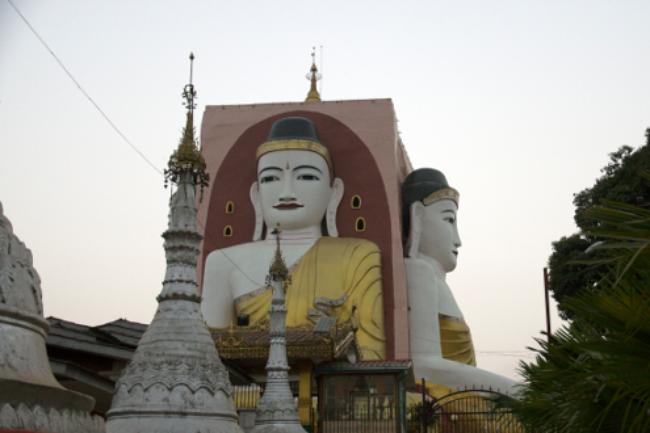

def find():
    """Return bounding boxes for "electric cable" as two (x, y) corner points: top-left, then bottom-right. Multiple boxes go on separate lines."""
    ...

(7, 0), (163, 176)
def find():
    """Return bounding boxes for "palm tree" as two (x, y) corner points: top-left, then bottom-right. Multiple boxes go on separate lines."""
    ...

(505, 182), (650, 433)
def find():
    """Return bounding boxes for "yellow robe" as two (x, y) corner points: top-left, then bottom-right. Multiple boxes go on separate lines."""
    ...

(234, 237), (386, 360)
(409, 318), (476, 399)
(439, 315), (476, 366)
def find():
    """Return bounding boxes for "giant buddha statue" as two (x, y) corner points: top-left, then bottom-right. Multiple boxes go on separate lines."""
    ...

(402, 168), (517, 393)
(201, 116), (386, 360)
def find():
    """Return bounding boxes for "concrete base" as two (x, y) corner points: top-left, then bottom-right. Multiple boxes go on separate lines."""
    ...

(107, 415), (243, 433)
(0, 401), (104, 433)
(238, 409), (256, 432)
(0, 379), (94, 413)
(249, 423), (308, 433)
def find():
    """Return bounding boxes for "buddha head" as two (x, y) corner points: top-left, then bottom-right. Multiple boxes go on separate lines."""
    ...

(402, 168), (461, 272)
(250, 117), (344, 239)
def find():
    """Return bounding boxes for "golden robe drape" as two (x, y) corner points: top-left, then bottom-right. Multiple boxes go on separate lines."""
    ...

(439, 315), (476, 366)
(234, 237), (386, 360)
(410, 317), (477, 401)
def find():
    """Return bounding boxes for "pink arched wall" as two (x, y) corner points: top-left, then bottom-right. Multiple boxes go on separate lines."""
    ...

(201, 111), (399, 359)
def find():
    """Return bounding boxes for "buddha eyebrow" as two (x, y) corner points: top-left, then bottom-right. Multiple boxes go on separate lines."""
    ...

(292, 165), (323, 174)
(441, 209), (456, 214)
(258, 166), (282, 176)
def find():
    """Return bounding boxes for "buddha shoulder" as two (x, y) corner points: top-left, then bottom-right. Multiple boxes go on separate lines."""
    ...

(340, 236), (380, 251)
(204, 241), (272, 273)
(405, 255), (444, 275)
(318, 237), (381, 261)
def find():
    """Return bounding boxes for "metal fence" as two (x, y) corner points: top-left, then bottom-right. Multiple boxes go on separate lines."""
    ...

(319, 374), (400, 433)
(320, 393), (397, 433)
(407, 389), (525, 433)
(233, 383), (524, 433)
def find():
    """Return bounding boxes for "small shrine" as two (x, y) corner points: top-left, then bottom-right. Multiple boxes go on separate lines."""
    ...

(316, 361), (413, 432)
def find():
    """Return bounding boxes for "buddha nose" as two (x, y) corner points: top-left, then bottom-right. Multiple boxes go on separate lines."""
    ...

(454, 227), (462, 248)
(279, 176), (296, 202)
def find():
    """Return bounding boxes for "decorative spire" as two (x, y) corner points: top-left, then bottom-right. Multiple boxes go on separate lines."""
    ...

(164, 52), (209, 198)
(250, 228), (307, 433)
(305, 47), (321, 102)
(269, 227), (289, 281)
(105, 56), (241, 433)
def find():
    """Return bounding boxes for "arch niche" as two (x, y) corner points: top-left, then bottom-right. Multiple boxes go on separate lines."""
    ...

(201, 111), (397, 358)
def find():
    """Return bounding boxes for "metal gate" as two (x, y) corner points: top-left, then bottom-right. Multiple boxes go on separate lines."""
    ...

(408, 389), (524, 433)
(319, 374), (400, 433)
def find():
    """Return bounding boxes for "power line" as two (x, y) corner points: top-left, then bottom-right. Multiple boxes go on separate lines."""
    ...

(218, 249), (265, 287)
(477, 352), (536, 358)
(413, 334), (536, 357)
(187, 204), (262, 287)
(7, 0), (162, 175)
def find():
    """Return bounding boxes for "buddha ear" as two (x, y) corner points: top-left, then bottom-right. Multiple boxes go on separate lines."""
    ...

(250, 182), (264, 241)
(326, 177), (344, 237)
(407, 201), (425, 257)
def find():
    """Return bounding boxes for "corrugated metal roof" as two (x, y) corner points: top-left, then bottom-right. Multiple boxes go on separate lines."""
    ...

(95, 319), (146, 347)
(315, 360), (413, 374)
(46, 317), (142, 360)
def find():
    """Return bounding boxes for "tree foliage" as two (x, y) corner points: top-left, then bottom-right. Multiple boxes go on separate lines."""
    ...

(406, 398), (438, 433)
(506, 195), (650, 433)
(548, 129), (650, 318)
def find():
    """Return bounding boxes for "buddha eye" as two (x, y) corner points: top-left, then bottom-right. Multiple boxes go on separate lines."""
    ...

(297, 174), (320, 181)
(444, 216), (456, 224)
(260, 175), (280, 184)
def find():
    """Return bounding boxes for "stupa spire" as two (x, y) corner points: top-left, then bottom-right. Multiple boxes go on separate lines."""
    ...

(106, 54), (242, 433)
(305, 47), (321, 102)
(164, 52), (209, 197)
(250, 227), (307, 433)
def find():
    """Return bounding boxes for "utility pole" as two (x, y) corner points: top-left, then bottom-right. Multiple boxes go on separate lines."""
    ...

(421, 377), (426, 433)
(543, 268), (552, 343)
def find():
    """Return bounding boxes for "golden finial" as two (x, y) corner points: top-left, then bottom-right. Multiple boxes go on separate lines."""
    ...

(164, 53), (209, 197)
(305, 47), (321, 102)
(269, 226), (289, 281)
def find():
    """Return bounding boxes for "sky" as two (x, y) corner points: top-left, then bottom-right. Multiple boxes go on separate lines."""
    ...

(1, 0), (649, 381)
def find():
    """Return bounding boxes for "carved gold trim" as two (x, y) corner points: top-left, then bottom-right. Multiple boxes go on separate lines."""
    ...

(219, 334), (244, 347)
(256, 139), (332, 171)
(217, 344), (334, 360)
(211, 320), (357, 361)
(422, 187), (460, 207)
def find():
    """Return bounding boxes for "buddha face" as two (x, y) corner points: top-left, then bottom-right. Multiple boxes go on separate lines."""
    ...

(257, 149), (333, 232)
(419, 199), (462, 272)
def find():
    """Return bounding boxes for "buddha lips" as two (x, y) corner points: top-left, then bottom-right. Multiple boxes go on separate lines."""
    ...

(273, 202), (305, 210)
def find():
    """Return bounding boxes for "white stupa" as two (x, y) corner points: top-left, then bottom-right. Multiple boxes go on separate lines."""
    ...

(0, 200), (104, 432)
(105, 54), (242, 433)
(249, 231), (307, 433)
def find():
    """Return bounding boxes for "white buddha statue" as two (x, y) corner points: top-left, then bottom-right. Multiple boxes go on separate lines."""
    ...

(402, 168), (517, 393)
(201, 117), (386, 360)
